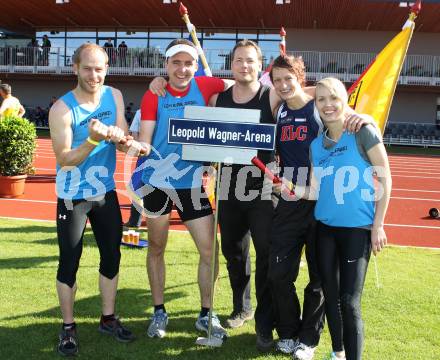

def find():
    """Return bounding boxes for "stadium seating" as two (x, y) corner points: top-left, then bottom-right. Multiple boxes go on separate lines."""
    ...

(383, 122), (440, 147)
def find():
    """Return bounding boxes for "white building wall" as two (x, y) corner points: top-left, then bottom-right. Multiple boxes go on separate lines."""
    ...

(388, 90), (438, 124)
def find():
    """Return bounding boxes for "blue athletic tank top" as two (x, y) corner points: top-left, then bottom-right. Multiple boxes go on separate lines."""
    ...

(142, 78), (206, 189)
(56, 86), (117, 200)
(276, 100), (322, 186)
(311, 131), (375, 227)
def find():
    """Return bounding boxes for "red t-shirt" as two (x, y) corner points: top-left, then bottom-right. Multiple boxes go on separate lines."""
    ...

(140, 76), (224, 121)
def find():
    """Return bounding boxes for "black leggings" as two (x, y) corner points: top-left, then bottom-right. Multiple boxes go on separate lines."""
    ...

(269, 199), (324, 345)
(56, 191), (122, 288)
(218, 198), (274, 335)
(316, 222), (371, 360)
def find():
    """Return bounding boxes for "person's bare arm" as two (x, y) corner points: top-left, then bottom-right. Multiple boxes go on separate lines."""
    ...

(149, 77), (168, 97)
(291, 164), (318, 201)
(130, 131), (139, 141)
(138, 120), (156, 156)
(222, 79), (235, 91)
(111, 87), (145, 155)
(49, 100), (109, 168)
(269, 88), (282, 118)
(344, 111), (380, 134)
(367, 143), (392, 255)
(18, 103), (26, 117)
(150, 76), (235, 99)
(208, 93), (219, 107)
(0, 98), (9, 115)
(112, 87), (129, 136)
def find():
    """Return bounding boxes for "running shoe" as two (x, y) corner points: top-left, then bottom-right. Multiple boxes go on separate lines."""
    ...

(99, 316), (134, 343)
(226, 309), (254, 328)
(293, 342), (316, 360)
(195, 312), (227, 339)
(276, 338), (297, 354)
(147, 309), (168, 338)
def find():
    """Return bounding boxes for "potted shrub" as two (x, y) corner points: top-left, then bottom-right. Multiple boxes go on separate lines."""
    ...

(0, 114), (36, 197)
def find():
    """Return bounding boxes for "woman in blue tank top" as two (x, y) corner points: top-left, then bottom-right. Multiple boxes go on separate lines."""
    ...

(308, 77), (392, 360)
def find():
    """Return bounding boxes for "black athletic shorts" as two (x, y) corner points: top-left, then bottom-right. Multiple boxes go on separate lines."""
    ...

(142, 185), (212, 222)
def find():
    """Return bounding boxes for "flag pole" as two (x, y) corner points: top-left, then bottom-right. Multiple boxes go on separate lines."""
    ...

(374, 0), (419, 133)
(179, 2), (212, 77)
(179, 2), (224, 347)
(347, 0), (421, 134)
(279, 27), (286, 56)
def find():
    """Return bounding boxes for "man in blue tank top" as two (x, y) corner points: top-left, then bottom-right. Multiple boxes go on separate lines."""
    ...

(49, 43), (146, 356)
(138, 39), (234, 340)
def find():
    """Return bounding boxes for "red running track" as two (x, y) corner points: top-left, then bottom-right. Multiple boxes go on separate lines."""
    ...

(1, 139), (439, 248)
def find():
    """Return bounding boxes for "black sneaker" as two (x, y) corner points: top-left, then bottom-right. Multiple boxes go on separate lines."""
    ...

(98, 316), (135, 343)
(226, 309), (254, 329)
(57, 325), (78, 357)
(256, 331), (274, 352)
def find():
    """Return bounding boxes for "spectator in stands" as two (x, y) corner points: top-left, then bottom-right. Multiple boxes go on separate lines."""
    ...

(118, 41), (128, 67)
(125, 106), (134, 125)
(103, 38), (115, 65)
(35, 106), (48, 127)
(42, 34), (51, 66)
(0, 47), (10, 66)
(49, 96), (58, 109)
(0, 83), (25, 118)
(27, 38), (39, 65)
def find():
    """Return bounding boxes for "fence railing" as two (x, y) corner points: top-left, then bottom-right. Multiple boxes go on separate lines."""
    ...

(1, 46), (440, 86)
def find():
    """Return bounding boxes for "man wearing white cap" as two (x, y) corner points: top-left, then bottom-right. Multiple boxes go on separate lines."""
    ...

(138, 39), (234, 339)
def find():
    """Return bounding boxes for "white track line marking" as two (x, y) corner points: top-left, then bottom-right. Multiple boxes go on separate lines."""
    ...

(0, 198), (57, 204)
(391, 175), (440, 179)
(391, 165), (440, 171)
(389, 156), (440, 161)
(387, 244), (440, 250)
(385, 223), (440, 230)
(391, 171), (440, 175)
(391, 196), (440, 202)
(393, 188), (440, 193)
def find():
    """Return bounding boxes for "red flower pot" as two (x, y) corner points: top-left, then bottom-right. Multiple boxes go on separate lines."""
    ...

(0, 174), (27, 198)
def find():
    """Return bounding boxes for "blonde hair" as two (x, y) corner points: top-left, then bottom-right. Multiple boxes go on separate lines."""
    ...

(316, 77), (348, 104)
(232, 39), (263, 62)
(72, 43), (109, 65)
(0, 83), (11, 95)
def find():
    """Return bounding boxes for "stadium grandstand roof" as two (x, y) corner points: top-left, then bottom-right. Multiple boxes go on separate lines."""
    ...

(1, 0), (440, 34)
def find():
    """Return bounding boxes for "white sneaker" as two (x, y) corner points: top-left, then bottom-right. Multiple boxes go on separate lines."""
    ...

(329, 351), (346, 360)
(276, 338), (297, 354)
(293, 342), (316, 360)
(147, 309), (168, 338)
(195, 312), (228, 339)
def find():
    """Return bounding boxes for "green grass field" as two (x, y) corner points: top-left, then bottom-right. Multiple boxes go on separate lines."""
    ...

(0, 218), (439, 359)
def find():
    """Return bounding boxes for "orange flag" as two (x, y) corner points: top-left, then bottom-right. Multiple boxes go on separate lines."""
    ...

(348, 0), (421, 134)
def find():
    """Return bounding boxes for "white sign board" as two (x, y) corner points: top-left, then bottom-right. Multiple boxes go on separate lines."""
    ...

(182, 106), (261, 164)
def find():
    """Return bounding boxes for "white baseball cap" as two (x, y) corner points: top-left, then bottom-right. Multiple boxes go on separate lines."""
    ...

(165, 44), (198, 61)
